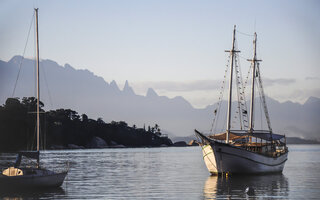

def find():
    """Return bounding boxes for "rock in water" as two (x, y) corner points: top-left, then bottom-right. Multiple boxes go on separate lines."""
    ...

(188, 140), (198, 146)
(245, 187), (255, 195)
(173, 141), (187, 147)
(86, 137), (108, 148)
(110, 140), (118, 146)
(67, 144), (85, 149)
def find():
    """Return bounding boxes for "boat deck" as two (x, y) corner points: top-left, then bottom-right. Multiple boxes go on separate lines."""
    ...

(232, 142), (288, 157)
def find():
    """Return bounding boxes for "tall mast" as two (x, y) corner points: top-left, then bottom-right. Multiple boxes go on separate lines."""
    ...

(35, 8), (40, 166)
(248, 33), (261, 132)
(225, 25), (239, 144)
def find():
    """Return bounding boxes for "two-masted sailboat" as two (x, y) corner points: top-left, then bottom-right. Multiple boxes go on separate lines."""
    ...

(0, 8), (68, 188)
(195, 26), (288, 174)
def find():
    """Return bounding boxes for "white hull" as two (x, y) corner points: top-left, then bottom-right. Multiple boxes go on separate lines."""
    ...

(0, 168), (68, 188)
(202, 144), (218, 174)
(201, 141), (287, 174)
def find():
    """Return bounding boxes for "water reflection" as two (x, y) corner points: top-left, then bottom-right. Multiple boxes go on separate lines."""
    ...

(203, 174), (289, 199)
(2, 146), (319, 199)
(0, 187), (65, 200)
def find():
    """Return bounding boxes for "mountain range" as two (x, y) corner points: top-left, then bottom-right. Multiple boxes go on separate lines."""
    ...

(1, 56), (319, 140)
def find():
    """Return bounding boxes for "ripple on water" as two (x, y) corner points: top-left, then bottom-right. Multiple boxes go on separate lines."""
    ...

(0, 145), (320, 199)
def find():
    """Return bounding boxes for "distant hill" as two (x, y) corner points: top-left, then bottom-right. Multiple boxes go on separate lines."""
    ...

(1, 56), (320, 140)
(286, 137), (320, 144)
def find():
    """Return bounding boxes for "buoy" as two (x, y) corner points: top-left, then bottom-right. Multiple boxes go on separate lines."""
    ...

(245, 187), (255, 195)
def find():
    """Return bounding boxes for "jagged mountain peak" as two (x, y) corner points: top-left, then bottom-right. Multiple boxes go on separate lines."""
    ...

(64, 63), (75, 70)
(9, 55), (23, 64)
(304, 96), (320, 105)
(146, 88), (158, 97)
(123, 80), (135, 95)
(172, 96), (193, 108)
(110, 80), (120, 91)
(124, 80), (129, 87)
(1, 56), (319, 139)
(41, 58), (59, 66)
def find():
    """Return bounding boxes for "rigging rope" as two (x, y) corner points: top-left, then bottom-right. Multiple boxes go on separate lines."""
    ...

(42, 65), (54, 107)
(236, 30), (254, 37)
(11, 12), (35, 97)
(210, 56), (230, 134)
(233, 55), (242, 129)
(256, 63), (272, 132)
(210, 37), (250, 133)
(259, 89), (263, 129)
(225, 39), (248, 130)
(243, 63), (252, 91)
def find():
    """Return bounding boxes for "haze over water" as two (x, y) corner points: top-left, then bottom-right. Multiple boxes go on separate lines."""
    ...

(1, 145), (320, 199)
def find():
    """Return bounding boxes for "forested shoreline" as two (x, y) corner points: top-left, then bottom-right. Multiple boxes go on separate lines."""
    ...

(0, 97), (173, 152)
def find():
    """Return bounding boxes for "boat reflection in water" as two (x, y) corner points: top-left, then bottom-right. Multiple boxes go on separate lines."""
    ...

(0, 187), (65, 200)
(203, 174), (289, 199)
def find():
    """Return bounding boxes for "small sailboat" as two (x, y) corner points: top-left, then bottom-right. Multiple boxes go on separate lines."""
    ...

(195, 26), (288, 174)
(0, 8), (68, 188)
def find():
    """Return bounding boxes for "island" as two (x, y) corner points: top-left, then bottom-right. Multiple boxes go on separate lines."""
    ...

(0, 97), (175, 151)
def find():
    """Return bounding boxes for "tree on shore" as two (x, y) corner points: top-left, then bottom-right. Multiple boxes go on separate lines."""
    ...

(0, 97), (172, 151)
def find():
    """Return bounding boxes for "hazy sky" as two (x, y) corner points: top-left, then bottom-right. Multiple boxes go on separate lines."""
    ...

(1, 0), (319, 108)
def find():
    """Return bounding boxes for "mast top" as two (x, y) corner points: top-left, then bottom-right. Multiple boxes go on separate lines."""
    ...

(247, 33), (262, 62)
(225, 26), (240, 53)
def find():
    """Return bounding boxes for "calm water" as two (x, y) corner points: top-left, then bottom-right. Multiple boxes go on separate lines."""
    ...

(1, 145), (320, 199)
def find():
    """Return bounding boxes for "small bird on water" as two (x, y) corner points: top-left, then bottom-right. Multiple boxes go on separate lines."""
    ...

(245, 186), (255, 195)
